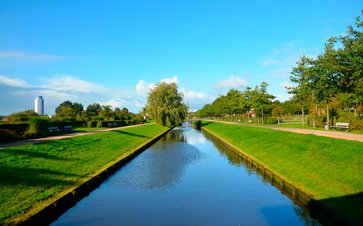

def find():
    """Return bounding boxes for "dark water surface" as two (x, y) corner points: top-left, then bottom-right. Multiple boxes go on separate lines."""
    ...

(52, 125), (319, 226)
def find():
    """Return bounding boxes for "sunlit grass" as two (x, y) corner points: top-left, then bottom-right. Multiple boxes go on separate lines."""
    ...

(202, 121), (363, 223)
(0, 123), (168, 224)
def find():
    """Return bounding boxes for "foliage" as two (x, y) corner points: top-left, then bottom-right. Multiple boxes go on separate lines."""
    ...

(196, 82), (275, 124)
(55, 101), (84, 119)
(87, 121), (97, 128)
(96, 120), (103, 128)
(0, 123), (29, 142)
(0, 124), (168, 224)
(289, 11), (363, 126)
(146, 82), (188, 128)
(3, 110), (38, 122)
(24, 117), (50, 138)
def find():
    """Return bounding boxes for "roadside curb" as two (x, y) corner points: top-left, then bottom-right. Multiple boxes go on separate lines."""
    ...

(17, 127), (172, 226)
(202, 126), (354, 226)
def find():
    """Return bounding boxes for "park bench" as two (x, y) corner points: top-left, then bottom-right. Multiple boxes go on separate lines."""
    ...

(48, 126), (59, 133)
(64, 125), (73, 131)
(330, 122), (349, 131)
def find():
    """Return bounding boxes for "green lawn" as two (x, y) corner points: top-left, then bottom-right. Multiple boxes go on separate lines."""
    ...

(202, 121), (363, 224)
(0, 123), (168, 224)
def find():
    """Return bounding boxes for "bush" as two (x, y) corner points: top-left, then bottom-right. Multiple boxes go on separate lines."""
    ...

(264, 117), (278, 124)
(192, 120), (201, 129)
(87, 121), (97, 128)
(337, 115), (363, 130)
(309, 115), (326, 128)
(97, 120), (103, 128)
(25, 118), (50, 138)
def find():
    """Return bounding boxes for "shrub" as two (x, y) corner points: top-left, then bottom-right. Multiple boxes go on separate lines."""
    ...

(96, 120), (103, 128)
(24, 118), (50, 138)
(264, 117), (278, 124)
(87, 121), (97, 128)
(192, 120), (201, 129)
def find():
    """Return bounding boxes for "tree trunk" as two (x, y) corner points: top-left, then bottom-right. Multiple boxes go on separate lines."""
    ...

(301, 105), (304, 127)
(326, 103), (330, 130)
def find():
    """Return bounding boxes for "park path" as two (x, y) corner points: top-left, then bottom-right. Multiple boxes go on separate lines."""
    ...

(205, 120), (363, 143)
(0, 124), (144, 149)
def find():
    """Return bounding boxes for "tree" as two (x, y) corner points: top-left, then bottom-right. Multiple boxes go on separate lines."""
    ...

(55, 101), (84, 118)
(86, 103), (102, 118)
(146, 82), (188, 128)
(289, 55), (313, 127)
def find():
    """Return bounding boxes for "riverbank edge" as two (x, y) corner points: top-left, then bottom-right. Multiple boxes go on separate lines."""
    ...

(15, 127), (172, 226)
(201, 126), (354, 226)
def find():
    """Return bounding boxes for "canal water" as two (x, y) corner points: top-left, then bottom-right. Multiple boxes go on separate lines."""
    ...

(52, 125), (320, 226)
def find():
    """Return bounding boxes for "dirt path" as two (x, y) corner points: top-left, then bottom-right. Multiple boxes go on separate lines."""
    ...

(206, 120), (363, 142)
(0, 124), (144, 149)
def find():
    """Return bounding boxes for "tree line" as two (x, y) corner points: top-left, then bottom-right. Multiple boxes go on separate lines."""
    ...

(196, 11), (363, 129)
(289, 11), (363, 128)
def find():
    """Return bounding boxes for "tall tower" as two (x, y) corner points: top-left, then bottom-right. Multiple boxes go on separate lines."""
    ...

(34, 96), (44, 115)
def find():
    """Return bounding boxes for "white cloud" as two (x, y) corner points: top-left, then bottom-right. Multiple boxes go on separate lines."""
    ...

(217, 75), (247, 89)
(0, 74), (139, 115)
(136, 79), (154, 96)
(184, 90), (206, 100)
(136, 75), (179, 97)
(44, 75), (105, 93)
(161, 75), (178, 84)
(0, 75), (30, 87)
(0, 50), (66, 62)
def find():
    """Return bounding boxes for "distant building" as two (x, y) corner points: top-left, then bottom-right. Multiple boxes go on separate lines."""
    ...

(34, 96), (44, 115)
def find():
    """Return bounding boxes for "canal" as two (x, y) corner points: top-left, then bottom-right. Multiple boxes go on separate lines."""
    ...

(52, 125), (319, 225)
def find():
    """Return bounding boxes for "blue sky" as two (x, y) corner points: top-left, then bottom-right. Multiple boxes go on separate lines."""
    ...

(0, 1), (361, 115)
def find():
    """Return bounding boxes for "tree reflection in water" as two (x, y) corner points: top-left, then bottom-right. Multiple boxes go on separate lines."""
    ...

(111, 128), (205, 191)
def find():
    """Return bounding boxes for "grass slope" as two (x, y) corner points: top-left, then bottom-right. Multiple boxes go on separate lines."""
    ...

(202, 121), (363, 223)
(0, 123), (168, 224)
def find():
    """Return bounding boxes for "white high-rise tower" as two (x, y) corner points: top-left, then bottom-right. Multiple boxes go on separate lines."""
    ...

(34, 96), (44, 115)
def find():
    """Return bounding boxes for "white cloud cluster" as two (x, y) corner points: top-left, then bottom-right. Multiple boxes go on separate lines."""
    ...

(45, 75), (105, 93)
(136, 75), (179, 97)
(0, 74), (136, 115)
(217, 75), (247, 89)
(0, 75), (30, 87)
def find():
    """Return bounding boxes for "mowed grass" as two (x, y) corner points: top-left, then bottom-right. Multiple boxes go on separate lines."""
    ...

(0, 123), (168, 224)
(202, 121), (363, 223)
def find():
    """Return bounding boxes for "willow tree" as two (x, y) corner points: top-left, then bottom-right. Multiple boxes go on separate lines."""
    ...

(146, 82), (188, 128)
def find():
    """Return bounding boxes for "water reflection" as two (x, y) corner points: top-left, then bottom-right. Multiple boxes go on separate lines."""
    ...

(52, 125), (320, 226)
(109, 128), (205, 191)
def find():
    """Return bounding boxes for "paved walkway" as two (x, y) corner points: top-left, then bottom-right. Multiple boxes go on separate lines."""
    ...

(206, 120), (363, 142)
(0, 124), (143, 149)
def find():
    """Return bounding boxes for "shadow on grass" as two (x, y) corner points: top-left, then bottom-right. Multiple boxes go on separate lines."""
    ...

(201, 121), (213, 127)
(309, 192), (363, 225)
(0, 148), (69, 161)
(112, 130), (151, 138)
(0, 165), (79, 187)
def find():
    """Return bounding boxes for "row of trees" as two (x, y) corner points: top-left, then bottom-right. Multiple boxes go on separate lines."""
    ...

(289, 12), (363, 128)
(195, 82), (275, 124)
(196, 12), (363, 129)
(55, 101), (142, 122)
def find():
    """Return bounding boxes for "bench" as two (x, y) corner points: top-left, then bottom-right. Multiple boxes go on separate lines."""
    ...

(48, 126), (59, 133)
(64, 125), (73, 131)
(331, 122), (349, 131)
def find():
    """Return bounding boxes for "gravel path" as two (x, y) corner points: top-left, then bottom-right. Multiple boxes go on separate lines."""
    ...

(0, 124), (143, 149)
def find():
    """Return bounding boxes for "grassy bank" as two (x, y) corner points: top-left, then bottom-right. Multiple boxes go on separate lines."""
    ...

(0, 123), (168, 224)
(202, 121), (363, 224)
